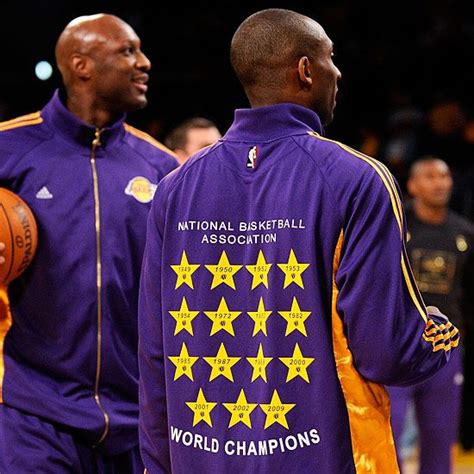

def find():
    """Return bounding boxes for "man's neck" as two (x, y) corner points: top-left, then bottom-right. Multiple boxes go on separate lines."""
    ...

(413, 200), (448, 225)
(66, 93), (118, 129)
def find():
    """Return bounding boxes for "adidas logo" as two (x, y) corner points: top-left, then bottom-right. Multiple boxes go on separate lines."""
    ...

(36, 186), (53, 199)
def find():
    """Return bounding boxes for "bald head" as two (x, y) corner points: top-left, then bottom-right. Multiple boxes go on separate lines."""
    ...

(55, 14), (135, 85)
(53, 13), (151, 126)
(230, 9), (341, 124)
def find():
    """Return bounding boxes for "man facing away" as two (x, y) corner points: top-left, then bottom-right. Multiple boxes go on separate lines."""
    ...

(138, 9), (459, 474)
(0, 14), (177, 473)
(165, 117), (222, 165)
(387, 157), (474, 473)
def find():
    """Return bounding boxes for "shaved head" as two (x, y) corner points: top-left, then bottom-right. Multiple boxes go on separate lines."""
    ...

(231, 9), (325, 91)
(53, 13), (151, 126)
(407, 156), (453, 210)
(230, 8), (341, 125)
(55, 14), (135, 86)
(409, 156), (450, 179)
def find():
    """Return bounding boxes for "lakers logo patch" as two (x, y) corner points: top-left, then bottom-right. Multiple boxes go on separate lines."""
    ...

(124, 176), (157, 203)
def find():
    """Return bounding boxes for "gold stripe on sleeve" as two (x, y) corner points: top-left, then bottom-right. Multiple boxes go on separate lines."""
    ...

(331, 230), (399, 473)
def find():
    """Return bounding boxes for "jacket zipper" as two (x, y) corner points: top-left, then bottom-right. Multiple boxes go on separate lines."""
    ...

(90, 128), (110, 447)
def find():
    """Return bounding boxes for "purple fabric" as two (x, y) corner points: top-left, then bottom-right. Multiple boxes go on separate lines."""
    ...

(0, 90), (178, 455)
(0, 404), (144, 473)
(138, 103), (458, 473)
(388, 347), (463, 474)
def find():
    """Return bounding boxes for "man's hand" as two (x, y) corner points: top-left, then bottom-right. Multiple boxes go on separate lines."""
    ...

(0, 242), (5, 264)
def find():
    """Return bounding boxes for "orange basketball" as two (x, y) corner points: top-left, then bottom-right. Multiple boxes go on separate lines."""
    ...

(0, 188), (38, 285)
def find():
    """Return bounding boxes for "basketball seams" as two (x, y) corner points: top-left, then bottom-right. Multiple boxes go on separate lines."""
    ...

(0, 203), (15, 284)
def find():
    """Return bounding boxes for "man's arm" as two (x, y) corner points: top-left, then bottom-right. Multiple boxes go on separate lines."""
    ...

(335, 166), (458, 387)
(138, 185), (170, 474)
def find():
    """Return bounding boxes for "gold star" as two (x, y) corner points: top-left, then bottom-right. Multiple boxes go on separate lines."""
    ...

(205, 250), (242, 290)
(279, 343), (315, 383)
(170, 251), (200, 289)
(245, 250), (272, 289)
(168, 342), (199, 381)
(169, 297), (200, 336)
(186, 388), (217, 427)
(204, 297), (241, 336)
(260, 389), (296, 430)
(247, 297), (273, 337)
(246, 342), (273, 382)
(223, 389), (258, 428)
(204, 342), (241, 382)
(278, 297), (311, 336)
(277, 249), (309, 289)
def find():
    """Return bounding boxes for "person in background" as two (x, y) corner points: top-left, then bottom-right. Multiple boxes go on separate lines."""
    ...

(0, 13), (177, 473)
(165, 117), (222, 164)
(138, 8), (458, 473)
(387, 156), (474, 474)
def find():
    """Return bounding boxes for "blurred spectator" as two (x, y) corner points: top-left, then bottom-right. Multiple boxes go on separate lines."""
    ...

(164, 117), (221, 165)
(387, 156), (474, 473)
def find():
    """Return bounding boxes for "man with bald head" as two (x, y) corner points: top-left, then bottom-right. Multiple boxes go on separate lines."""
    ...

(0, 13), (177, 472)
(138, 9), (458, 473)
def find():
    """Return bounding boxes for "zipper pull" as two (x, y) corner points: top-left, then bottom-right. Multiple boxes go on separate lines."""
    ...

(92, 128), (102, 149)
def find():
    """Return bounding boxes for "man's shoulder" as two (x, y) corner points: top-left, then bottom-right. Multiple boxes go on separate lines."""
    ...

(0, 111), (51, 158)
(122, 123), (178, 167)
(300, 132), (394, 185)
(0, 112), (48, 142)
(448, 210), (474, 236)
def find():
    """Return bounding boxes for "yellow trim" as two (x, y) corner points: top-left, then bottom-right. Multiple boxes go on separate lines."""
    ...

(0, 117), (43, 132)
(308, 131), (427, 321)
(401, 256), (427, 322)
(124, 123), (178, 158)
(0, 112), (41, 127)
(331, 230), (399, 473)
(308, 132), (403, 234)
(90, 129), (110, 447)
(0, 286), (12, 403)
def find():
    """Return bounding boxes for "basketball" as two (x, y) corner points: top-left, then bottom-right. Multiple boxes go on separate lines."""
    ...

(0, 188), (38, 285)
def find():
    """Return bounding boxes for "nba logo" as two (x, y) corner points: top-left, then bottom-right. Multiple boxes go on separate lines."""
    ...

(246, 146), (258, 169)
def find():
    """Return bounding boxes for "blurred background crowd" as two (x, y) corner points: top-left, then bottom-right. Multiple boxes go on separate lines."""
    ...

(2, 1), (473, 214)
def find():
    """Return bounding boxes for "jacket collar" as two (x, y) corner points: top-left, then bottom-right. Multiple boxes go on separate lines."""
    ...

(40, 89), (126, 148)
(224, 103), (324, 141)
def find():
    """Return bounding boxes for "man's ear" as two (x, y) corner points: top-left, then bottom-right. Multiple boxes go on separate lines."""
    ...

(70, 53), (93, 80)
(297, 56), (313, 86)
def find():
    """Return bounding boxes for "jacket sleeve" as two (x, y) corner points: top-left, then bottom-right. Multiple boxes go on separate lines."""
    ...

(334, 165), (459, 387)
(138, 182), (171, 474)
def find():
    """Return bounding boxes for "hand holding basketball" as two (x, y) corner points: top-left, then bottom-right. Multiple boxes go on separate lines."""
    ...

(0, 188), (38, 285)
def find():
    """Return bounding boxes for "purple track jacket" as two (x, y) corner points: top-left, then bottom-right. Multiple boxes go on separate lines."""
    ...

(138, 103), (459, 473)
(0, 90), (177, 454)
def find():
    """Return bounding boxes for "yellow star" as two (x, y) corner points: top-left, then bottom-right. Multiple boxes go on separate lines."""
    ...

(223, 389), (258, 428)
(246, 342), (273, 382)
(247, 297), (273, 337)
(168, 342), (199, 381)
(186, 388), (217, 427)
(279, 343), (315, 383)
(204, 297), (241, 336)
(245, 250), (272, 289)
(169, 297), (200, 336)
(278, 297), (311, 336)
(170, 251), (200, 289)
(260, 389), (296, 430)
(204, 342), (241, 382)
(205, 250), (242, 290)
(277, 249), (309, 289)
